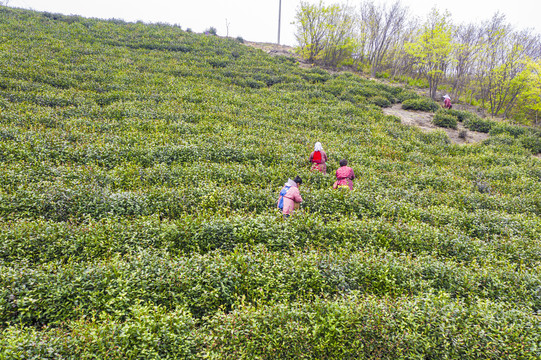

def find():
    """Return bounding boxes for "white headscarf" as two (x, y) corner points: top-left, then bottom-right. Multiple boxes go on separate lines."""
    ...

(443, 94), (451, 100)
(314, 142), (323, 151)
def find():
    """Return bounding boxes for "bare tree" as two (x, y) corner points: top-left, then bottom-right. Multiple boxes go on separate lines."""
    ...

(450, 23), (483, 102)
(320, 3), (357, 67)
(471, 13), (541, 117)
(358, 0), (409, 77)
(474, 13), (511, 109)
(385, 17), (419, 79)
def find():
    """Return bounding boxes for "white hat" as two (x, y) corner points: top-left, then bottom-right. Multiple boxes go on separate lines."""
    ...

(443, 94), (451, 100)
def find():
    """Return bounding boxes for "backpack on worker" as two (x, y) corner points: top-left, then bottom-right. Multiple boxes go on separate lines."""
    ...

(277, 186), (291, 210)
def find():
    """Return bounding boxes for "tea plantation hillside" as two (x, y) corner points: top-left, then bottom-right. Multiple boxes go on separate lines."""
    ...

(1, 6), (540, 359)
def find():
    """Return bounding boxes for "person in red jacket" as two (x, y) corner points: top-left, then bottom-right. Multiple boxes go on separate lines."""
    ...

(443, 94), (452, 109)
(309, 142), (328, 173)
(333, 159), (355, 190)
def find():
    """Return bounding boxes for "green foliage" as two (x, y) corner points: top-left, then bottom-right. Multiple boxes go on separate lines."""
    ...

(433, 110), (458, 128)
(464, 116), (496, 133)
(375, 71), (390, 79)
(520, 134), (541, 154)
(295, 1), (357, 67)
(205, 26), (217, 35)
(404, 8), (455, 98)
(395, 89), (421, 102)
(406, 77), (430, 88)
(489, 122), (529, 137)
(368, 95), (391, 108)
(202, 295), (540, 359)
(402, 98), (440, 112)
(441, 108), (471, 122)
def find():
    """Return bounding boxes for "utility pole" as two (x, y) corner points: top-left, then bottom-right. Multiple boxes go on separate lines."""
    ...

(277, 0), (282, 44)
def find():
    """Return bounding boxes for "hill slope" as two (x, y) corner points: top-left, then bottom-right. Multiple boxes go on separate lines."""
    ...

(0, 7), (540, 358)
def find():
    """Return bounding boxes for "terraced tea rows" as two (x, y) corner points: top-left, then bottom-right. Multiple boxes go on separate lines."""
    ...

(0, 7), (540, 359)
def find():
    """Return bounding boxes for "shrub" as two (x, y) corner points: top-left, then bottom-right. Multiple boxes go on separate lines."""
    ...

(205, 27), (217, 35)
(406, 77), (429, 88)
(433, 110), (458, 129)
(402, 98), (440, 112)
(489, 123), (528, 137)
(464, 116), (495, 133)
(386, 115), (401, 124)
(395, 89), (420, 102)
(483, 134), (517, 147)
(368, 95), (391, 108)
(440, 109), (471, 122)
(202, 295), (541, 359)
(519, 134), (541, 154)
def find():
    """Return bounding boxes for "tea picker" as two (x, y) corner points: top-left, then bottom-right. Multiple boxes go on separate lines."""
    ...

(277, 176), (303, 219)
(309, 141), (328, 173)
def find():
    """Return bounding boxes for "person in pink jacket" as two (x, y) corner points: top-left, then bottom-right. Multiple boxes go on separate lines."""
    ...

(334, 159), (355, 190)
(277, 176), (303, 218)
(443, 94), (452, 109)
(309, 142), (328, 173)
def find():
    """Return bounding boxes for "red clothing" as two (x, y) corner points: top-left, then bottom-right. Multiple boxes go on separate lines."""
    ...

(335, 166), (355, 190)
(443, 98), (452, 109)
(309, 150), (328, 173)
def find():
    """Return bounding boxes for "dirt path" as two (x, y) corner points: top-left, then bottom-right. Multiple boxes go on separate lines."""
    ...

(383, 104), (489, 144)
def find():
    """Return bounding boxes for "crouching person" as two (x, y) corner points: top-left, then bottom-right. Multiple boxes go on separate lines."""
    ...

(333, 159), (355, 190)
(277, 176), (303, 219)
(309, 142), (328, 173)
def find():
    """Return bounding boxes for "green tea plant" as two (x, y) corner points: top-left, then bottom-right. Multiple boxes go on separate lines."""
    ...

(464, 115), (495, 133)
(401, 98), (440, 112)
(433, 110), (458, 128)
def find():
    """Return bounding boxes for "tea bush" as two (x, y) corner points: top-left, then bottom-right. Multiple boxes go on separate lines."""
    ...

(433, 110), (458, 129)
(440, 108), (471, 122)
(464, 115), (495, 133)
(401, 98), (440, 112)
(1, 294), (538, 359)
(520, 134), (541, 154)
(368, 95), (391, 108)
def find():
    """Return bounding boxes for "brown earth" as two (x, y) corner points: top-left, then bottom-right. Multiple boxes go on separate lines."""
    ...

(382, 104), (489, 145)
(244, 41), (296, 57)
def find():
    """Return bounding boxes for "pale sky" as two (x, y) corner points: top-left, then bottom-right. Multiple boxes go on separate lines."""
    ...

(6, 0), (541, 46)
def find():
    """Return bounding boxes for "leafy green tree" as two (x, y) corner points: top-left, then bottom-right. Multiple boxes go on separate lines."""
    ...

(295, 1), (331, 63)
(405, 8), (455, 99)
(514, 59), (541, 125)
(294, 1), (357, 67)
(475, 25), (538, 119)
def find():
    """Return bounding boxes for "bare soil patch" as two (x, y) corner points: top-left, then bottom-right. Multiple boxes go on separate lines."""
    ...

(244, 41), (296, 57)
(382, 104), (489, 145)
